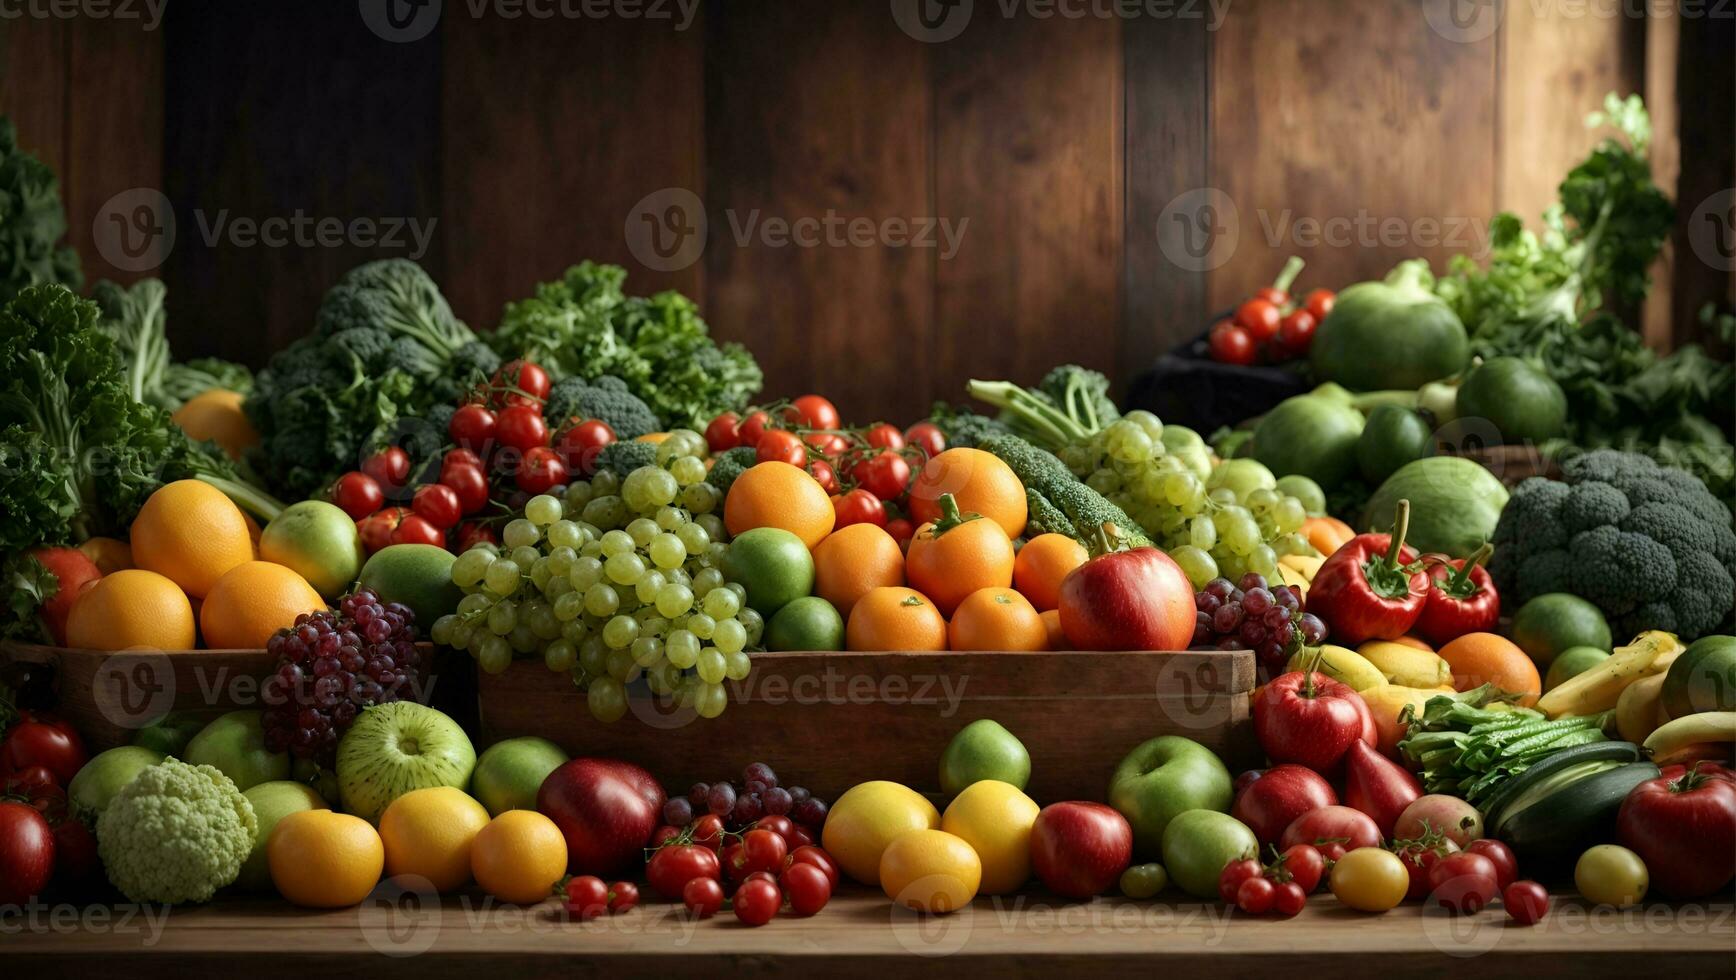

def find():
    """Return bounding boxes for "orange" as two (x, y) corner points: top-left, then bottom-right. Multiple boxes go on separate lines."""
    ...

(379, 786), (491, 893)
(1013, 533), (1087, 611)
(1040, 609), (1065, 650)
(130, 479), (254, 598)
(879, 829), (982, 913)
(200, 560), (326, 649)
(905, 496), (1015, 617)
(846, 587), (948, 652)
(813, 524), (905, 619)
(65, 569), (196, 651)
(471, 809), (568, 904)
(171, 388), (258, 461)
(269, 809), (384, 908)
(724, 461), (836, 550)
(950, 588), (1047, 652)
(908, 448), (1027, 539)
(1438, 632), (1542, 706)
(1301, 515), (1356, 557)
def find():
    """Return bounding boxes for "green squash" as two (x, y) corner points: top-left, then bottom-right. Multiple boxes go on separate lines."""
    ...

(1662, 634), (1736, 718)
(1251, 394), (1366, 490)
(1363, 456), (1509, 559)
(1357, 404), (1435, 484)
(1454, 356), (1568, 444)
(1311, 260), (1470, 392)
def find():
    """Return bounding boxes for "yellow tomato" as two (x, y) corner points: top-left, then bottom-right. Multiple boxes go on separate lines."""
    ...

(1330, 847), (1409, 912)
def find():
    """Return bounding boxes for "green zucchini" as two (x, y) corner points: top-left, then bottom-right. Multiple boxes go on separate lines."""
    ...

(1496, 761), (1660, 862)
(1480, 741), (1640, 832)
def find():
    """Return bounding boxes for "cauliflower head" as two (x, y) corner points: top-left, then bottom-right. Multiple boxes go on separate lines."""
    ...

(97, 759), (257, 904)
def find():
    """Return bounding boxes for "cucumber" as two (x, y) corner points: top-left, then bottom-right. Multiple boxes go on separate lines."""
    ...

(1497, 761), (1660, 862)
(1480, 741), (1640, 832)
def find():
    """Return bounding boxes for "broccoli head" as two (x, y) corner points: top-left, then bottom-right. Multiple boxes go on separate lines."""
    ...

(978, 434), (1151, 548)
(594, 439), (659, 478)
(705, 445), (759, 503)
(1038, 364), (1119, 434)
(315, 258), (474, 359)
(927, 403), (1010, 450)
(1490, 449), (1735, 640)
(96, 759), (257, 904)
(546, 375), (660, 439)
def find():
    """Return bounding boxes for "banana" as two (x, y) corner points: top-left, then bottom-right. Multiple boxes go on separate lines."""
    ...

(1359, 640), (1453, 689)
(1288, 644), (1388, 692)
(1643, 711), (1736, 757)
(1539, 632), (1673, 718)
(1615, 672), (1668, 744)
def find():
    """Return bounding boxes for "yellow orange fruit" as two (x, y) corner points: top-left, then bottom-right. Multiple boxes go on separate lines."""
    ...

(822, 780), (941, 886)
(940, 780), (1038, 894)
(65, 569), (196, 651)
(846, 587), (948, 652)
(200, 560), (326, 649)
(471, 809), (568, 904)
(724, 462), (835, 549)
(949, 588), (1047, 652)
(130, 479), (254, 598)
(1040, 608), (1065, 650)
(379, 786), (491, 893)
(908, 448), (1027, 539)
(269, 809), (384, 908)
(1012, 533), (1087, 612)
(171, 388), (259, 461)
(77, 536), (133, 575)
(813, 523), (904, 619)
(1439, 632), (1542, 706)
(879, 829), (982, 913)
(905, 505), (1015, 617)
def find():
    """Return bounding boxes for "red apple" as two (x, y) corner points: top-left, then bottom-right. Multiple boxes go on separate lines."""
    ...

(1057, 546), (1194, 650)
(1231, 764), (1338, 844)
(536, 758), (665, 877)
(1029, 801), (1133, 898)
(1340, 739), (1422, 837)
(1252, 670), (1375, 774)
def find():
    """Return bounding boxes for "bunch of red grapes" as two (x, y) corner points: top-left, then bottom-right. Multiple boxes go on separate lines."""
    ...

(1191, 572), (1327, 679)
(662, 762), (830, 832)
(261, 590), (422, 763)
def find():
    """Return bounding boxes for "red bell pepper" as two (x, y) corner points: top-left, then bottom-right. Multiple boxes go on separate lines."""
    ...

(1303, 500), (1427, 645)
(1413, 543), (1499, 646)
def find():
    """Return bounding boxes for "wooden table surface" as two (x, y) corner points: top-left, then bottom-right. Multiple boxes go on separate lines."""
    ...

(9, 888), (1733, 978)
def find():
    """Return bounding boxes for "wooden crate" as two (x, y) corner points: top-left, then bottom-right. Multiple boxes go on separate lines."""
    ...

(478, 650), (1258, 803)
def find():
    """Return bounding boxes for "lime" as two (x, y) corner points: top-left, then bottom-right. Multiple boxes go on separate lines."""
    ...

(1510, 593), (1612, 668)
(1544, 645), (1610, 691)
(719, 527), (814, 615)
(764, 596), (843, 651)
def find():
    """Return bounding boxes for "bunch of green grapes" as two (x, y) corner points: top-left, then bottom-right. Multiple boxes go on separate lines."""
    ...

(1057, 411), (1313, 588)
(430, 429), (762, 723)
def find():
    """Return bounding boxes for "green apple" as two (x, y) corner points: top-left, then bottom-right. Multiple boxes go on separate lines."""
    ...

(359, 544), (461, 626)
(185, 710), (290, 791)
(68, 746), (165, 817)
(337, 702), (476, 823)
(1108, 735), (1234, 859)
(131, 711), (207, 757)
(1161, 808), (1257, 898)
(472, 736), (569, 815)
(259, 500), (365, 599)
(237, 781), (328, 890)
(939, 719), (1031, 795)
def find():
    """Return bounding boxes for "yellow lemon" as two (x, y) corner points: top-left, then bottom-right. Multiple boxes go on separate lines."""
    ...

(471, 810), (568, 904)
(379, 786), (491, 893)
(268, 809), (384, 908)
(822, 781), (940, 886)
(939, 780), (1039, 894)
(879, 829), (982, 914)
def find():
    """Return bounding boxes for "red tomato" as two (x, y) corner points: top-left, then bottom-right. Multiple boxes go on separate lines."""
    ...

(1304, 288), (1336, 322)
(1393, 834), (1458, 900)
(28, 547), (100, 646)
(833, 488), (888, 530)
(808, 459), (839, 495)
(516, 446), (568, 494)
(1236, 875), (1276, 914)
(787, 845), (840, 888)
(1272, 880), (1307, 917)
(1255, 286), (1289, 306)
(0, 716), (87, 785)
(683, 877), (725, 919)
(691, 813), (725, 851)
(705, 412), (742, 453)
(736, 411), (771, 448)
(448, 404), (498, 454)
(1236, 298), (1281, 340)
(359, 507), (408, 553)
(754, 815), (795, 841)
(563, 875), (609, 920)
(852, 450), (911, 502)
(0, 801), (53, 907)
(780, 861), (832, 916)
(1463, 838), (1518, 890)
(390, 513), (446, 548)
(491, 359), (550, 408)
(606, 880), (639, 914)
(786, 394), (840, 430)
(2, 765), (56, 798)
(739, 829), (788, 876)
(556, 419), (617, 476)
(330, 472), (385, 521)
(733, 878), (781, 926)
(903, 421), (946, 459)
(362, 447), (411, 492)
(1277, 309), (1317, 352)
(646, 843), (721, 898)
(1617, 764), (1736, 898)
(1428, 851), (1499, 914)
(804, 431), (850, 456)
(756, 429), (807, 466)
(438, 462), (490, 515)
(1218, 857), (1262, 904)
(650, 825), (682, 849)
(886, 517), (915, 552)
(1275, 843), (1325, 893)
(455, 521), (498, 552)
(786, 823), (814, 849)
(864, 423), (905, 450)
(411, 483), (462, 530)
(1502, 880), (1549, 925)
(496, 406), (549, 452)
(1208, 321), (1256, 365)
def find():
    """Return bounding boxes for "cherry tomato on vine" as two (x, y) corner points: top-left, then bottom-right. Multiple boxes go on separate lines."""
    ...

(1236, 876), (1276, 914)
(1463, 838), (1518, 889)
(411, 483), (462, 530)
(1277, 309), (1317, 352)
(438, 462), (490, 515)
(1208, 321), (1256, 366)
(449, 404), (498, 454)
(516, 446), (568, 494)
(1276, 843), (1325, 893)
(736, 411), (771, 449)
(496, 406), (549, 452)
(780, 861), (832, 916)
(903, 421), (946, 459)
(1428, 852), (1499, 914)
(808, 459), (839, 495)
(786, 394), (840, 430)
(1303, 288), (1336, 322)
(683, 877), (724, 919)
(691, 814), (725, 851)
(1502, 880), (1549, 925)
(1235, 298), (1282, 341)
(455, 521), (497, 552)
(330, 471), (384, 520)
(853, 450), (911, 501)
(359, 507), (409, 553)
(491, 359), (550, 408)
(444, 447), (483, 471)
(754, 815), (795, 841)
(756, 429), (807, 466)
(606, 880), (639, 914)
(733, 878), (781, 926)
(362, 447), (411, 492)
(1219, 857), (1263, 904)
(865, 423), (905, 450)
(705, 412), (742, 453)
(804, 431), (849, 457)
(646, 843), (721, 898)
(833, 488), (888, 530)
(740, 829), (788, 876)
(1272, 880), (1307, 917)
(564, 875), (609, 920)
(1255, 285), (1289, 306)
(556, 419), (617, 476)
(391, 513), (446, 548)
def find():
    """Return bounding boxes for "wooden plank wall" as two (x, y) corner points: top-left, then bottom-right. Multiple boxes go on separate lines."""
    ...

(0, 1), (1722, 426)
